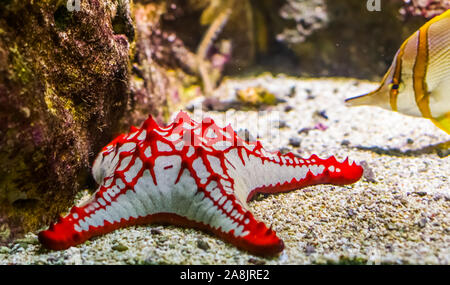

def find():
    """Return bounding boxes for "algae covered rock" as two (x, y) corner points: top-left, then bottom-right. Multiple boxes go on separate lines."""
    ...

(0, 0), (133, 243)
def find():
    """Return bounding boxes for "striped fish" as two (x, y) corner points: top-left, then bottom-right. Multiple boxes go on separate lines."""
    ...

(345, 9), (450, 134)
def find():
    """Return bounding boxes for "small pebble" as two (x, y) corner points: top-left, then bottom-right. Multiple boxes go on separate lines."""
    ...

(418, 218), (427, 228)
(284, 105), (294, 112)
(150, 228), (162, 235)
(287, 86), (296, 98)
(406, 138), (414, 144)
(196, 239), (210, 251)
(274, 120), (288, 129)
(314, 110), (328, 120)
(279, 147), (291, 155)
(14, 237), (39, 245)
(347, 209), (355, 217)
(414, 191), (427, 197)
(254, 193), (269, 201)
(387, 224), (396, 231)
(314, 123), (328, 131)
(385, 244), (394, 253)
(0, 246), (10, 254)
(112, 244), (129, 252)
(341, 139), (351, 146)
(305, 88), (315, 100)
(15, 243), (29, 250)
(298, 127), (312, 135)
(433, 194), (442, 201)
(185, 104), (195, 112)
(248, 258), (266, 265)
(305, 245), (316, 255)
(360, 161), (376, 183)
(436, 148), (450, 158)
(288, 137), (301, 148)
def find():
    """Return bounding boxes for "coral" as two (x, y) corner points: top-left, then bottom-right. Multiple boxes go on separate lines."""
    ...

(400, 0), (450, 18)
(276, 0), (329, 44)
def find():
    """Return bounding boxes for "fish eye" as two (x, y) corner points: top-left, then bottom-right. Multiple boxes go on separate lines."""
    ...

(388, 81), (404, 92)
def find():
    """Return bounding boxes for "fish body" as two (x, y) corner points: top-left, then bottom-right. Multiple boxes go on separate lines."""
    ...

(345, 9), (450, 134)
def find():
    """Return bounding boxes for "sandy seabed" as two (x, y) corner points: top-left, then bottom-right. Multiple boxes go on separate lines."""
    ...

(1, 75), (449, 265)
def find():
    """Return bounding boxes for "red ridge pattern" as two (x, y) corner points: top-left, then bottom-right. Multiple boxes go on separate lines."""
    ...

(39, 111), (363, 256)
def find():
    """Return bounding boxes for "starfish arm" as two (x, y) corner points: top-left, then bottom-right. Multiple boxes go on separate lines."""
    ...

(222, 142), (363, 202)
(39, 165), (283, 255)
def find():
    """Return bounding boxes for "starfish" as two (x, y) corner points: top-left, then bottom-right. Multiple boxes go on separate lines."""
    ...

(38, 111), (363, 256)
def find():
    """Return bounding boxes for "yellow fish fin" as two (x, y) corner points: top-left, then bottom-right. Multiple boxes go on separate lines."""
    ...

(345, 88), (390, 109)
(432, 112), (450, 135)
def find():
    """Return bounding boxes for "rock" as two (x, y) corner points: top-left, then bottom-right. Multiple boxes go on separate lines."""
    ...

(305, 244), (316, 255)
(196, 239), (210, 251)
(298, 127), (312, 135)
(314, 123), (328, 131)
(128, 1), (202, 124)
(248, 258), (266, 265)
(284, 105), (294, 112)
(236, 87), (278, 107)
(385, 244), (394, 253)
(112, 243), (129, 252)
(288, 137), (301, 148)
(279, 147), (291, 155)
(0, 246), (10, 254)
(150, 228), (162, 235)
(387, 224), (396, 231)
(14, 236), (39, 245)
(287, 86), (297, 98)
(360, 161), (376, 183)
(341, 139), (351, 146)
(436, 148), (450, 158)
(0, 0), (131, 243)
(347, 209), (355, 217)
(433, 194), (443, 201)
(254, 193), (269, 201)
(306, 94), (316, 100)
(274, 120), (288, 129)
(314, 110), (328, 120)
(417, 218), (427, 228)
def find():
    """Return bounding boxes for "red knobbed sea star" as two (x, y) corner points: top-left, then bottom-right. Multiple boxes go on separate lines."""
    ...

(39, 111), (363, 256)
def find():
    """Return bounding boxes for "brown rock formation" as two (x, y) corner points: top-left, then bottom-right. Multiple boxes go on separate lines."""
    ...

(0, 0), (133, 243)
